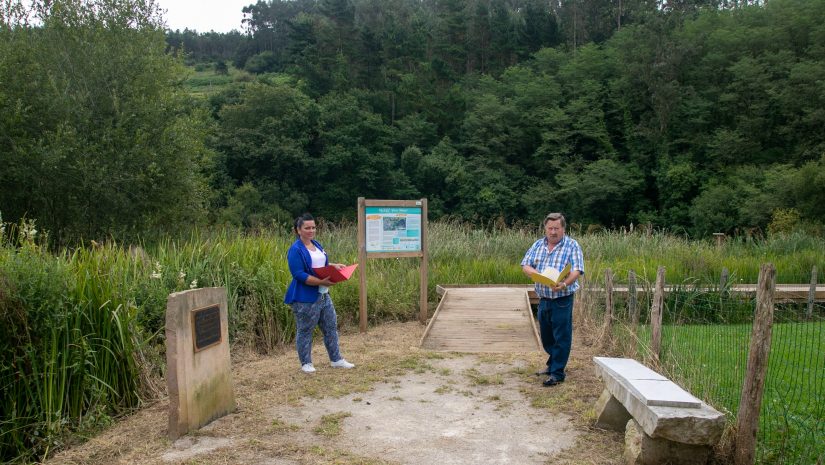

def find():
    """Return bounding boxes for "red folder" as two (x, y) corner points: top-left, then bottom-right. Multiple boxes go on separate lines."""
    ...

(312, 264), (358, 283)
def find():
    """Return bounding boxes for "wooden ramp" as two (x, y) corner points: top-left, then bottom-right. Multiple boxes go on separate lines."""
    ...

(420, 287), (541, 352)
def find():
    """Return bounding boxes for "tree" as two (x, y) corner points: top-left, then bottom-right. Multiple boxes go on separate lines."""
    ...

(214, 77), (319, 220)
(0, 0), (212, 244)
(314, 91), (416, 218)
(403, 137), (468, 218)
(556, 159), (645, 226)
(215, 60), (229, 75)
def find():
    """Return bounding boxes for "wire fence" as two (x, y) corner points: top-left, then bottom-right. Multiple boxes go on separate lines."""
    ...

(590, 268), (824, 464)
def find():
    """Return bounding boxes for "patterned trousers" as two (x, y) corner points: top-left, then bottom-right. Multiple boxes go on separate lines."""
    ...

(290, 293), (342, 365)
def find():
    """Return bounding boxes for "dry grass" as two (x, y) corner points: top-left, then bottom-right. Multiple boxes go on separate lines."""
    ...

(46, 318), (623, 465)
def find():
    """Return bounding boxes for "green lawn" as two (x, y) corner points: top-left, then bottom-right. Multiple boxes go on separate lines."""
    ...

(650, 321), (824, 464)
(183, 63), (247, 97)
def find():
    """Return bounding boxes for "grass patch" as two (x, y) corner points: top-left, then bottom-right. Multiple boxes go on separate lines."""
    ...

(313, 411), (352, 437)
(270, 418), (301, 433)
(434, 385), (452, 394)
(464, 368), (504, 386)
(182, 63), (249, 98)
(394, 355), (434, 374)
(306, 445), (396, 465)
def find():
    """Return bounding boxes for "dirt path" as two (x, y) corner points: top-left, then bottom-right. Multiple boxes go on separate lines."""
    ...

(48, 322), (623, 465)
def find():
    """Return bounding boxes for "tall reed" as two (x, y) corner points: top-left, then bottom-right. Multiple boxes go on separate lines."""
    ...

(1, 220), (823, 462)
(0, 241), (145, 462)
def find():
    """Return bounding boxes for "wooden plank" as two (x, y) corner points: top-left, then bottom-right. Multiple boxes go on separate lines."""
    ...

(358, 197), (368, 333)
(363, 199), (422, 207)
(419, 198), (428, 324)
(419, 287), (541, 353)
(419, 289), (450, 346)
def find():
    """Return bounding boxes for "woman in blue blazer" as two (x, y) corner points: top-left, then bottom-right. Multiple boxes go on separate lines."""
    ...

(284, 213), (355, 373)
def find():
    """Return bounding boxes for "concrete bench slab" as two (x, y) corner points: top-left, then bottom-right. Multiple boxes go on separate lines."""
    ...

(593, 357), (725, 447)
(595, 356), (669, 382)
(630, 379), (702, 408)
(595, 356), (701, 408)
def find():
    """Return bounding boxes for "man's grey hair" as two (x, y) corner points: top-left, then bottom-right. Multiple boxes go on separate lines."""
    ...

(543, 212), (566, 229)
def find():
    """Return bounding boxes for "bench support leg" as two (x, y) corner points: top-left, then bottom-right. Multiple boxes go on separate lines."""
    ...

(594, 388), (632, 431)
(624, 419), (712, 465)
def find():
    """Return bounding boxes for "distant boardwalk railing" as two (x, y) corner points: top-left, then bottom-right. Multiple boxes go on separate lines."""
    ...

(437, 283), (825, 304)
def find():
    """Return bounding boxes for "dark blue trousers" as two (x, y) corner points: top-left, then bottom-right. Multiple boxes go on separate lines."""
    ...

(537, 294), (574, 380)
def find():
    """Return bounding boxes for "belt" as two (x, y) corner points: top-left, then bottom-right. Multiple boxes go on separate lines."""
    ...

(540, 294), (572, 301)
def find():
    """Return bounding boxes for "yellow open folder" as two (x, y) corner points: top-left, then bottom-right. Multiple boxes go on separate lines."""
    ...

(529, 263), (571, 287)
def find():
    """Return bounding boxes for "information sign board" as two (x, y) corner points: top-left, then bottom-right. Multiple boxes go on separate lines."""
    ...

(357, 198), (429, 332)
(365, 206), (422, 253)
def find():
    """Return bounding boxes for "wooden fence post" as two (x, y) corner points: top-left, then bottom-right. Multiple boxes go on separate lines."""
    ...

(573, 275), (586, 320)
(808, 266), (817, 320)
(720, 267), (730, 297)
(628, 270), (638, 327)
(604, 268), (614, 335)
(628, 269), (638, 356)
(650, 266), (665, 361)
(735, 263), (777, 465)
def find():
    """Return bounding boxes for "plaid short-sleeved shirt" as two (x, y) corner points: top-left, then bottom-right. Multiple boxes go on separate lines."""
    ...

(521, 235), (585, 299)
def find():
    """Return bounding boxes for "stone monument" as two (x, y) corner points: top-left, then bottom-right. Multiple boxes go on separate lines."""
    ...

(166, 287), (235, 440)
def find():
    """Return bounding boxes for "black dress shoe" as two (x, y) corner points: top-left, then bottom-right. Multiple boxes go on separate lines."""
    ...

(534, 369), (551, 376)
(543, 376), (564, 386)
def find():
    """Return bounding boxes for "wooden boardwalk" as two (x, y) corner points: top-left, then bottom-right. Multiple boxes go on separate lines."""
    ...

(437, 284), (825, 305)
(420, 287), (541, 353)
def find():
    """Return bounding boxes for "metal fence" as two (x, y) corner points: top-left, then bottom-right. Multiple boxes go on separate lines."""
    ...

(591, 267), (824, 464)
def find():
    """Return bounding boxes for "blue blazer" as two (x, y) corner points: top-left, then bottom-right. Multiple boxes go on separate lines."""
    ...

(283, 238), (328, 304)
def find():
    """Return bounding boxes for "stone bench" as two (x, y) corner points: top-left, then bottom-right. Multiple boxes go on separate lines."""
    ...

(593, 357), (726, 465)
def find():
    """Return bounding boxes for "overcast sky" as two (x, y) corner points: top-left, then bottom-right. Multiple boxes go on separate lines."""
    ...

(157, 0), (252, 33)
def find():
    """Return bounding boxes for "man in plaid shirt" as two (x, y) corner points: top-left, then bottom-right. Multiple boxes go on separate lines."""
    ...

(521, 212), (585, 386)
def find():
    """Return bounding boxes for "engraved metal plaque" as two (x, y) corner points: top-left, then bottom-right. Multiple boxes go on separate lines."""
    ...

(192, 304), (221, 352)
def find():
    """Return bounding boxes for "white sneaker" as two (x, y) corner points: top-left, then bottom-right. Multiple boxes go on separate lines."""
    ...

(301, 363), (316, 373)
(330, 359), (355, 369)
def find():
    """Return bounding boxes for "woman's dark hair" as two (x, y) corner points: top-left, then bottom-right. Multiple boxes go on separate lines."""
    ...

(294, 213), (315, 234)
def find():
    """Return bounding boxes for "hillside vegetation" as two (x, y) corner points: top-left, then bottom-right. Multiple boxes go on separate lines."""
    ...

(3, 0), (825, 246)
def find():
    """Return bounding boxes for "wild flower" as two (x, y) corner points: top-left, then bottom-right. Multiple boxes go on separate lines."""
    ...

(0, 211), (5, 243)
(150, 262), (163, 279)
(189, 279), (198, 289)
(19, 218), (37, 245)
(178, 270), (186, 281)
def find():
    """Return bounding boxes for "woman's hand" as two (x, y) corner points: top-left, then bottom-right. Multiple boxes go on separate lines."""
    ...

(307, 275), (334, 286)
(331, 263), (345, 270)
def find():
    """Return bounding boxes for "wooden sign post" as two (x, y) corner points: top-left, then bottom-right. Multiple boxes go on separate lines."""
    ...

(357, 198), (428, 332)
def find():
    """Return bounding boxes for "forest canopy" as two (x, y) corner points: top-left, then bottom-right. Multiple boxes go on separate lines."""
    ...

(3, 0), (825, 244)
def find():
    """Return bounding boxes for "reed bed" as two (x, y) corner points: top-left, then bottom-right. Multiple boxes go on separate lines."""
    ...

(1, 220), (823, 463)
